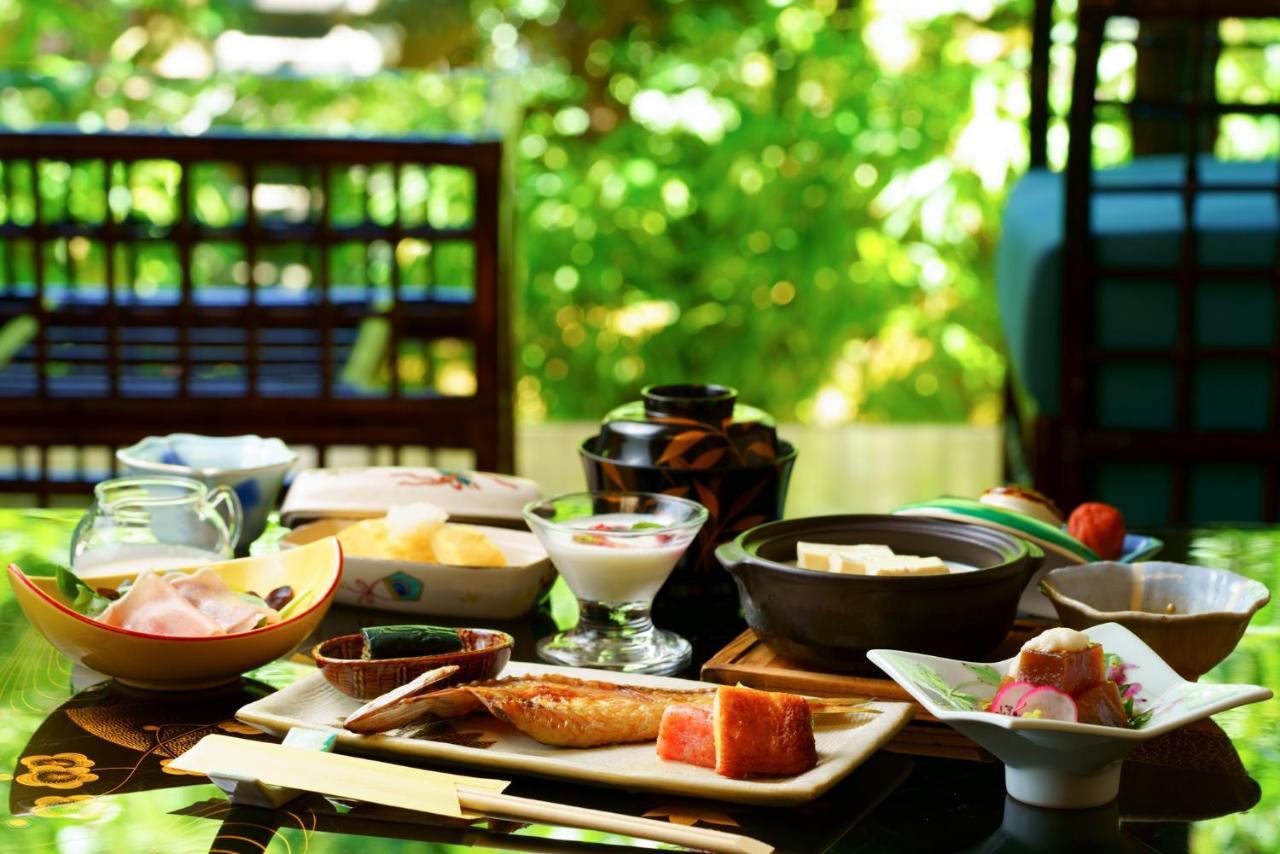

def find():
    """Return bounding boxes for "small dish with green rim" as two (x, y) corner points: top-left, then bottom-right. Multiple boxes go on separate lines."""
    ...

(894, 498), (1163, 617)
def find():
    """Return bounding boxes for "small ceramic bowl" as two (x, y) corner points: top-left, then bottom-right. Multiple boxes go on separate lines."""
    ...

(870, 622), (1271, 809)
(283, 519), (556, 620)
(312, 628), (513, 700)
(894, 498), (1163, 618)
(118, 434), (297, 549)
(716, 515), (1044, 673)
(1039, 562), (1271, 680)
(8, 538), (342, 691)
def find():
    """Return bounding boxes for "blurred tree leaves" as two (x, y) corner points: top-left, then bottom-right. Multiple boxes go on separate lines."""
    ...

(1, 0), (1036, 424)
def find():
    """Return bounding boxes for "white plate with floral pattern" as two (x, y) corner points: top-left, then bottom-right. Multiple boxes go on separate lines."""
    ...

(868, 622), (1271, 809)
(280, 467), (541, 527)
(283, 520), (555, 619)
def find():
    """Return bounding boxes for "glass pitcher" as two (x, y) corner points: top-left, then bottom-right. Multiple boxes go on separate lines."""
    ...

(70, 476), (243, 578)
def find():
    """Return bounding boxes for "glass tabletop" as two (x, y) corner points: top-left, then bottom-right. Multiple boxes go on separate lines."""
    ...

(0, 511), (1275, 853)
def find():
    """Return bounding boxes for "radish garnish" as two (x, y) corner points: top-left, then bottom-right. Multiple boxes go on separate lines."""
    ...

(1012, 686), (1079, 722)
(989, 681), (1036, 715)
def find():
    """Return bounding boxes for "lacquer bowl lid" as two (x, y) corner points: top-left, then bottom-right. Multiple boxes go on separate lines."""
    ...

(585, 383), (780, 469)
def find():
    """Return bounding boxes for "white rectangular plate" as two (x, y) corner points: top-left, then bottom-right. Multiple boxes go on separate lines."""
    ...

(237, 661), (914, 806)
(280, 467), (540, 525)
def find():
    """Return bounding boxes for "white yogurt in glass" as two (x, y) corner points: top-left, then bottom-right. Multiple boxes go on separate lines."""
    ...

(540, 513), (692, 603)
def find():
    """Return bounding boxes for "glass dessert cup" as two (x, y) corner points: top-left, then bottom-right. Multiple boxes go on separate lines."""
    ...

(524, 492), (708, 675)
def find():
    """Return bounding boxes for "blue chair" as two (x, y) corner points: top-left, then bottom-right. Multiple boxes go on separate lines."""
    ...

(1001, 0), (1280, 525)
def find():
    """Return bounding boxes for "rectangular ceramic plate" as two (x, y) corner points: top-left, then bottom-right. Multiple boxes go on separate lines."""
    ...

(237, 661), (914, 806)
(280, 467), (540, 526)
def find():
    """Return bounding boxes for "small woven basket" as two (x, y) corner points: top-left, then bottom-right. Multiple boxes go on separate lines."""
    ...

(312, 628), (513, 700)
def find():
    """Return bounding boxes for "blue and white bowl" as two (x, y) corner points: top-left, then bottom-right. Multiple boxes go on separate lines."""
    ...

(117, 434), (296, 549)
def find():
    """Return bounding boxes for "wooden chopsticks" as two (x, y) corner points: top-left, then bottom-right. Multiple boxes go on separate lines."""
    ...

(458, 788), (774, 854)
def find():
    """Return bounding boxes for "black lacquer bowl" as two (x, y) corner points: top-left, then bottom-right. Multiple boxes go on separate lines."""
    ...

(581, 383), (797, 628)
(716, 515), (1044, 674)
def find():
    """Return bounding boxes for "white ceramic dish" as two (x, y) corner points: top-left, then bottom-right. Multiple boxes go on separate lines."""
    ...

(869, 622), (1271, 809)
(236, 660), (915, 806)
(118, 434), (296, 549)
(280, 467), (540, 527)
(283, 519), (555, 619)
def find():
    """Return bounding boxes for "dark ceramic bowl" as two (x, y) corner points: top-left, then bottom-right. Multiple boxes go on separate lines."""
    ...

(579, 440), (797, 616)
(716, 515), (1045, 674)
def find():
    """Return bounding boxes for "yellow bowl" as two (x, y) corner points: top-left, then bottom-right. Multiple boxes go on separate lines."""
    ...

(8, 538), (343, 691)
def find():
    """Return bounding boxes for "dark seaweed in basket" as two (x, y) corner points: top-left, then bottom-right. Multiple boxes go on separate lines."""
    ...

(360, 625), (463, 660)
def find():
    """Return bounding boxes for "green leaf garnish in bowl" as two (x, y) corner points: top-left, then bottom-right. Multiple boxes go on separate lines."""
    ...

(55, 565), (112, 619)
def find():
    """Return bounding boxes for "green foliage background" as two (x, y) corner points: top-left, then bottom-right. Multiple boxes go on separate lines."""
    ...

(2, 2), (1272, 424)
(0, 0), (1030, 423)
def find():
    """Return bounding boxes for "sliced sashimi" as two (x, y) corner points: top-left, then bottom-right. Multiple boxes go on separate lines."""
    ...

(713, 685), (817, 778)
(169, 567), (280, 633)
(98, 571), (226, 637)
(656, 703), (716, 768)
(1074, 680), (1130, 728)
(1012, 686), (1078, 722)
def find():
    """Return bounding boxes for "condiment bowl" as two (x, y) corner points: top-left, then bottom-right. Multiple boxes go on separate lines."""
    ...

(8, 538), (342, 691)
(312, 628), (513, 700)
(1039, 562), (1271, 680)
(870, 622), (1271, 809)
(715, 515), (1045, 674)
(118, 434), (297, 549)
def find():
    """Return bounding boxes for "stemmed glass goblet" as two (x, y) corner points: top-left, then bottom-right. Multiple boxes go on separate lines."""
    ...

(523, 491), (708, 676)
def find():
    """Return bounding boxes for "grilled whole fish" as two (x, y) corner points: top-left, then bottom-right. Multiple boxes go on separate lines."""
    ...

(343, 665), (460, 733)
(344, 674), (713, 745)
(342, 673), (878, 747)
(467, 677), (717, 747)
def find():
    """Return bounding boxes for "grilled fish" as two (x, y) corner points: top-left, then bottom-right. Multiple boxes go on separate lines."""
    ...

(345, 674), (713, 745)
(467, 676), (716, 747)
(343, 673), (877, 748)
